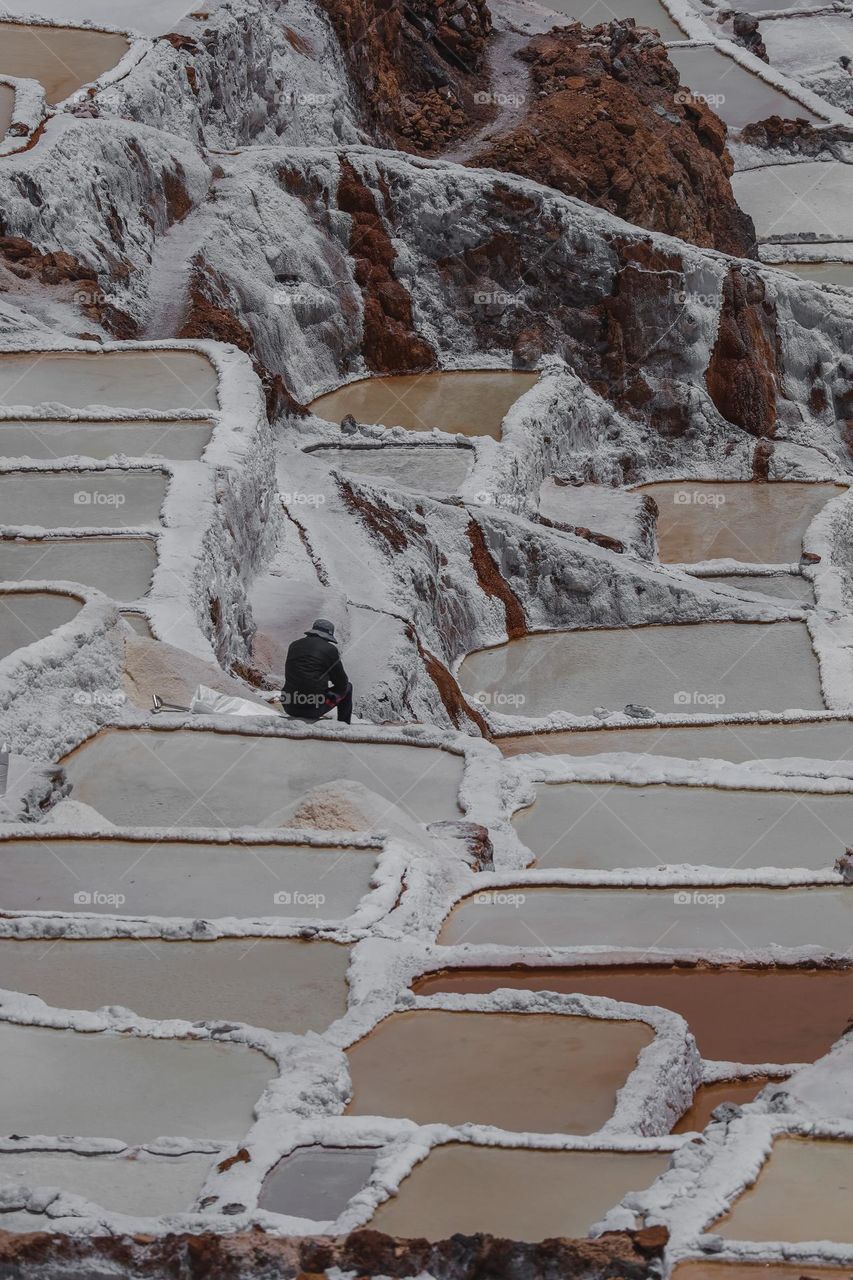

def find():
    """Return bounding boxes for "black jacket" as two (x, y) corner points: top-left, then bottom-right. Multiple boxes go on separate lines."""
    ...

(282, 634), (349, 715)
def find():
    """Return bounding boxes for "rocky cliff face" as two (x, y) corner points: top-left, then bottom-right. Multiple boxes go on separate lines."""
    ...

(469, 21), (756, 257)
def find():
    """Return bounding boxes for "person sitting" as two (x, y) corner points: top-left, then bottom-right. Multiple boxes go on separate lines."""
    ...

(281, 618), (353, 724)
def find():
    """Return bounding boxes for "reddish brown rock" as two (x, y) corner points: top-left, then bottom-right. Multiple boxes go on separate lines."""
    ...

(706, 265), (780, 437)
(467, 518), (527, 639)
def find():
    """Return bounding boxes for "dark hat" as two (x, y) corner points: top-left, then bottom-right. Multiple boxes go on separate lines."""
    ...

(305, 618), (337, 641)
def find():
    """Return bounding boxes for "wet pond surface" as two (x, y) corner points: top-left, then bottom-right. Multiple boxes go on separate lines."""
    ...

(0, 837), (375, 920)
(309, 372), (538, 439)
(369, 1144), (670, 1241)
(716, 1137), (853, 1242)
(0, 22), (130, 105)
(780, 261), (853, 290)
(703, 574), (814, 603)
(258, 1146), (378, 1220)
(345, 1009), (653, 1132)
(413, 966), (853, 1063)
(63, 728), (464, 827)
(0, 535), (156, 601)
(673, 1078), (773, 1133)
(309, 445), (473, 494)
(0, 351), (218, 412)
(0, 418), (213, 461)
(0, 938), (352, 1034)
(0, 1022), (272, 1142)
(0, 1149), (214, 1218)
(440, 886), (853, 951)
(540, 0), (685, 37)
(733, 163), (853, 241)
(639, 482), (844, 564)
(674, 1265), (853, 1280)
(668, 45), (820, 129)
(0, 590), (81, 660)
(0, 83), (13, 141)
(514, 782), (853, 871)
(0, 470), (169, 529)
(459, 622), (823, 720)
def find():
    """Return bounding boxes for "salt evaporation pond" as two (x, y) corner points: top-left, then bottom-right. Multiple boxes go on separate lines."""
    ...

(498, 717), (853, 761)
(0, 590), (81, 660)
(440, 886), (853, 951)
(0, 1), (198, 37)
(370, 1145), (670, 1241)
(514, 782), (852, 871)
(734, 163), (853, 241)
(781, 262), (853, 290)
(0, 1149), (214, 1218)
(259, 1146), (378, 1219)
(414, 967), (853, 1063)
(0, 938), (352, 1034)
(345, 1009), (653, 1132)
(309, 371), (538, 439)
(0, 418), (213, 461)
(639, 482), (844, 564)
(0, 351), (218, 411)
(673, 1079), (771, 1133)
(0, 536), (156, 601)
(540, 0), (684, 37)
(716, 1138), (853, 1242)
(0, 471), (169, 529)
(459, 622), (823, 720)
(675, 1266), (853, 1280)
(63, 728), (464, 826)
(0, 837), (375, 920)
(309, 445), (473, 495)
(704, 574), (813, 603)
(0, 1023), (272, 1142)
(0, 83), (13, 141)
(0, 22), (129, 105)
(668, 46), (820, 128)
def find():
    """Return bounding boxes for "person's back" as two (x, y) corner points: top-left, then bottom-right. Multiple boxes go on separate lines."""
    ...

(282, 618), (353, 724)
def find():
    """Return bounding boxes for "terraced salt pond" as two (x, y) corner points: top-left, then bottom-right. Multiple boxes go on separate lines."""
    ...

(0, 837), (375, 920)
(309, 444), (473, 494)
(0, 351), (218, 412)
(781, 262), (853, 290)
(440, 887), (853, 951)
(0, 1023), (272, 1142)
(259, 1146), (378, 1219)
(541, 0), (684, 37)
(460, 622), (823, 720)
(704, 574), (813, 603)
(0, 1149), (215, 1218)
(498, 717), (853, 762)
(414, 967), (853, 1063)
(716, 1138), (853, 1242)
(309, 371), (538, 439)
(668, 46), (820, 128)
(734, 163), (853, 241)
(0, 938), (351, 1033)
(63, 728), (464, 827)
(675, 1267), (853, 1280)
(0, 471), (169, 529)
(0, 419), (213, 461)
(345, 1009), (653, 1131)
(0, 536), (156, 601)
(640, 482), (845, 564)
(369, 1146), (670, 1241)
(0, 22), (130, 105)
(673, 1079), (772, 1133)
(0, 590), (81, 660)
(514, 782), (853, 871)
(0, 83), (13, 142)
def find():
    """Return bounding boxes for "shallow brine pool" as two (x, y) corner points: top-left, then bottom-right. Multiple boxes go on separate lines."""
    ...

(668, 46), (820, 129)
(0, 351), (218, 412)
(259, 1145), (379, 1220)
(0, 22), (130, 105)
(0, 1149), (215, 1219)
(309, 444), (473, 494)
(0, 535), (156, 601)
(0, 470), (169, 530)
(0, 418), (213, 462)
(716, 1138), (853, 1243)
(0, 590), (81, 660)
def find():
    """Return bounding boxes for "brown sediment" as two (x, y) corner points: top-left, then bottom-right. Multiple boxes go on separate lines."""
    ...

(466, 519), (526, 639)
(339, 476), (410, 553)
(415, 632), (489, 735)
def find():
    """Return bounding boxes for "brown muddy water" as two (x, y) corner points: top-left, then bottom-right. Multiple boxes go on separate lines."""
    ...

(0, 1149), (214, 1218)
(639, 482), (845, 564)
(309, 372), (539, 439)
(259, 1146), (379, 1219)
(0, 418), (213, 461)
(0, 535), (157, 601)
(0, 589), (81, 660)
(0, 1022), (272, 1142)
(716, 1137), (853, 1243)
(63, 728), (464, 827)
(345, 1009), (653, 1132)
(0, 470), (169, 529)
(0, 83), (14, 140)
(309, 444), (473, 494)
(0, 351), (218, 411)
(498, 718), (853, 762)
(0, 22), (129, 105)
(668, 45), (821, 128)
(413, 967), (853, 1064)
(439, 886), (853, 952)
(673, 1079), (773, 1133)
(459, 622), (823, 720)
(513, 782), (853, 871)
(0, 836), (375, 920)
(0, 938), (351, 1034)
(675, 1266), (853, 1280)
(369, 1145), (670, 1241)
